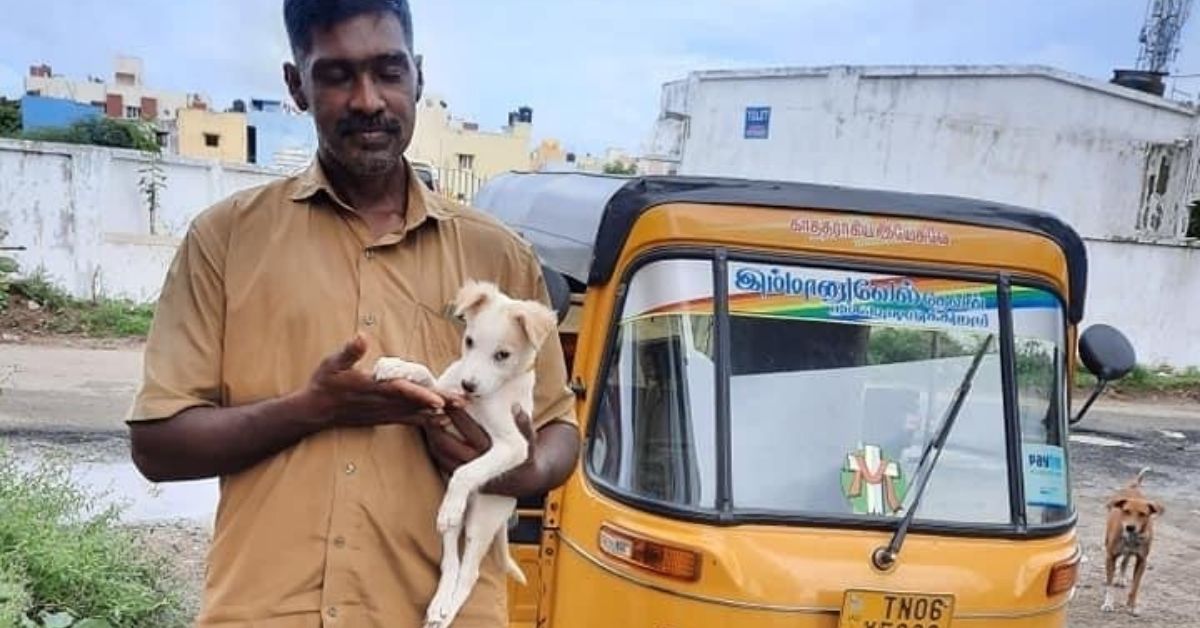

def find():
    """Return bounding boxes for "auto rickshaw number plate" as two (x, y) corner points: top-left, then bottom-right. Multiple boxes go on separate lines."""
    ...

(839, 589), (954, 628)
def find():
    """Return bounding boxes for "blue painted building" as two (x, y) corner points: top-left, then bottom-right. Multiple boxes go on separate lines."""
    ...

(246, 99), (316, 170)
(20, 94), (101, 131)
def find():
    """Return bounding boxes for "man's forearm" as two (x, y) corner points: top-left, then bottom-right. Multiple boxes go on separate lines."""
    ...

(129, 391), (327, 482)
(488, 421), (580, 497)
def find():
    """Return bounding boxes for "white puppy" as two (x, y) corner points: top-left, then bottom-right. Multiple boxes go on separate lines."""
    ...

(373, 280), (557, 628)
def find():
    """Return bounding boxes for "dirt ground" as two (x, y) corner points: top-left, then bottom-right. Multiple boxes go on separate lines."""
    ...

(2, 340), (1199, 626)
(1066, 414), (1200, 627)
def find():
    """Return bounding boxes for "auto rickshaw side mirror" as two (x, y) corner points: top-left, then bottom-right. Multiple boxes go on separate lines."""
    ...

(541, 264), (572, 325)
(1071, 324), (1136, 424)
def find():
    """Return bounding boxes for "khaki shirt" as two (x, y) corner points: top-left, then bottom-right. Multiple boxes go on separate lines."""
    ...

(130, 160), (576, 627)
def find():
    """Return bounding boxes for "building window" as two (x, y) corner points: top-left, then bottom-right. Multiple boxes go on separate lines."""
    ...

(457, 154), (475, 170)
(1187, 200), (1200, 239)
(125, 106), (141, 119)
(204, 133), (221, 148)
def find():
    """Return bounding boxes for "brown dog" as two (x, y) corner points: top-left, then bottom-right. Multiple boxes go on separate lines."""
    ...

(1101, 467), (1163, 616)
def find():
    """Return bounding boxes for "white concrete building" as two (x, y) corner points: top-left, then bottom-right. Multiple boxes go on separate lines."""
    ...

(648, 65), (1200, 367)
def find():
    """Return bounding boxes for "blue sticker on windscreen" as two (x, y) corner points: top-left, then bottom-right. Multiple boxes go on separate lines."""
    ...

(1023, 444), (1067, 507)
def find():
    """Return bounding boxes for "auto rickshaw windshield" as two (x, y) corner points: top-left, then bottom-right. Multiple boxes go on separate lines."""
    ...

(587, 256), (1073, 532)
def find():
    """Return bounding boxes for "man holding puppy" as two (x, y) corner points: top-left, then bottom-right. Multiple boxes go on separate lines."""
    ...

(126, 1), (580, 626)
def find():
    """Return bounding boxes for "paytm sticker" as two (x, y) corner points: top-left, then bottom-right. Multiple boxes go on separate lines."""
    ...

(1023, 444), (1067, 508)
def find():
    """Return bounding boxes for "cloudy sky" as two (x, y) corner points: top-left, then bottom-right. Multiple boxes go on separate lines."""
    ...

(1, 1), (1197, 155)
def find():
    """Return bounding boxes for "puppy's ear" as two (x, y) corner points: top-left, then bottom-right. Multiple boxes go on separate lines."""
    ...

(512, 300), (557, 349)
(1149, 501), (1164, 516)
(1108, 497), (1128, 510)
(453, 280), (497, 320)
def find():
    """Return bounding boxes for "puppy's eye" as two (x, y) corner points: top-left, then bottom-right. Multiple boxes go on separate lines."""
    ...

(494, 350), (511, 362)
(465, 336), (474, 349)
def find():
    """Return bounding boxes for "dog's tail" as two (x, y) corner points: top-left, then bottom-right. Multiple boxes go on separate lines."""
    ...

(497, 524), (528, 586)
(1132, 466), (1151, 488)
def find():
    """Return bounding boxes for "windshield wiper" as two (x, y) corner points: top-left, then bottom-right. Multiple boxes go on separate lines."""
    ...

(872, 334), (995, 571)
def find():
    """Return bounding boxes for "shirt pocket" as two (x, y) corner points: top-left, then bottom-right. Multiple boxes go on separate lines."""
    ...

(379, 296), (465, 377)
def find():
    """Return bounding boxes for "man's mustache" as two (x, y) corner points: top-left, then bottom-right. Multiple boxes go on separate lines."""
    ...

(337, 116), (403, 136)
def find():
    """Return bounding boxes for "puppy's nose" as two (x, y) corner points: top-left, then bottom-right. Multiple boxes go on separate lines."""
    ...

(1125, 524), (1137, 533)
(461, 379), (477, 394)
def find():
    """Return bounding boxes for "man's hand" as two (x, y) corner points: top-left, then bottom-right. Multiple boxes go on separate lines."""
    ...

(130, 334), (456, 483)
(424, 403), (534, 475)
(423, 404), (579, 498)
(302, 334), (447, 428)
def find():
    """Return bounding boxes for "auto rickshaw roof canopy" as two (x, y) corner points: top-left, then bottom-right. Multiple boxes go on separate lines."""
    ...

(473, 171), (1088, 323)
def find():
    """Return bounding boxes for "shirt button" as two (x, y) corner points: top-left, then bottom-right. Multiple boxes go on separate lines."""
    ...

(327, 606), (338, 618)
(364, 249), (375, 260)
(333, 536), (346, 548)
(345, 462), (357, 475)
(362, 314), (377, 326)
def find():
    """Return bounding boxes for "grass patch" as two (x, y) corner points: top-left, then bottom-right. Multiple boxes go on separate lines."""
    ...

(10, 275), (72, 313)
(75, 302), (155, 338)
(1075, 363), (1200, 397)
(0, 446), (188, 627)
(5, 274), (154, 339)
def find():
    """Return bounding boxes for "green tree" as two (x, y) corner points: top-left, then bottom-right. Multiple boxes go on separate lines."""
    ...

(0, 98), (20, 136)
(19, 117), (159, 153)
(602, 161), (637, 175)
(139, 153), (168, 235)
(0, 228), (18, 312)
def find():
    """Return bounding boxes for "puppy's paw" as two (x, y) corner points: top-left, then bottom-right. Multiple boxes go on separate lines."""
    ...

(423, 601), (449, 628)
(1114, 575), (1127, 588)
(424, 576), (456, 628)
(425, 585), (464, 628)
(1101, 599), (1115, 612)
(373, 358), (434, 386)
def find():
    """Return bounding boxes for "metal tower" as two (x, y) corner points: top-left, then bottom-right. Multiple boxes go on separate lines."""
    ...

(1137, 0), (1194, 74)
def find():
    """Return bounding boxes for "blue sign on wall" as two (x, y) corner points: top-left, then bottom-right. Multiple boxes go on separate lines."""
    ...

(744, 106), (771, 139)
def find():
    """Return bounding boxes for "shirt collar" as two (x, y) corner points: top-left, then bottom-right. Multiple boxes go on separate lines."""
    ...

(288, 157), (453, 231)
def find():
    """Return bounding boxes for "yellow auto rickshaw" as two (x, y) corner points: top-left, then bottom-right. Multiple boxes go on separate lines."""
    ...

(472, 171), (1136, 628)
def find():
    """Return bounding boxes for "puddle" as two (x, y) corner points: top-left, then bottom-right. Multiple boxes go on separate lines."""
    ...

(70, 461), (217, 524)
(1069, 433), (1136, 449)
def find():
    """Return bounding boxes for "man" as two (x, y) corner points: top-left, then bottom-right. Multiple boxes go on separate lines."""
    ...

(127, 1), (580, 626)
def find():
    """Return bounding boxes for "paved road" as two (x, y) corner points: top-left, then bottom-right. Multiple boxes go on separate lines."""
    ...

(0, 343), (142, 432)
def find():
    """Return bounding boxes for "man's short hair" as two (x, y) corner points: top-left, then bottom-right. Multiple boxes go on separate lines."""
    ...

(284, 0), (414, 57)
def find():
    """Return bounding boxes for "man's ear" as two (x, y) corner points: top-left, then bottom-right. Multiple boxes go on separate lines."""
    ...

(284, 62), (308, 111)
(513, 300), (557, 349)
(453, 280), (497, 320)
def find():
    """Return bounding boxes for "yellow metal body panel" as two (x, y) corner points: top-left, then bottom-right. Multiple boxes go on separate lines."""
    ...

(545, 483), (1074, 626)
